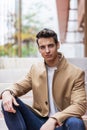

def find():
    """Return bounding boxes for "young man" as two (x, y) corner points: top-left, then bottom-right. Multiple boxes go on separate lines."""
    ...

(0, 28), (86, 130)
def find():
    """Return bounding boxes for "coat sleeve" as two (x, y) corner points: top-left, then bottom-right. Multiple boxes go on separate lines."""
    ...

(51, 71), (87, 125)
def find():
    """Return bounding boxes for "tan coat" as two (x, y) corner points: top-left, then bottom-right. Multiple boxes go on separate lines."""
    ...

(7, 53), (87, 125)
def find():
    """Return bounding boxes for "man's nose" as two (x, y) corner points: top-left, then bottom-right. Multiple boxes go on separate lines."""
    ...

(45, 46), (50, 53)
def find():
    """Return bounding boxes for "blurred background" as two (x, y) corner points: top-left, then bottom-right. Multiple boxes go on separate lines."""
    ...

(0, 0), (86, 58)
(0, 1), (87, 130)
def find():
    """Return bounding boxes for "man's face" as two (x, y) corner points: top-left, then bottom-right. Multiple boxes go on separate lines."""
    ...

(38, 37), (60, 62)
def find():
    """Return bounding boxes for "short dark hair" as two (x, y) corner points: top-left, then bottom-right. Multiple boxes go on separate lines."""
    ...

(36, 28), (58, 45)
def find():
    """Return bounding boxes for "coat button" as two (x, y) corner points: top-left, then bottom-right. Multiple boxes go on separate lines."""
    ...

(45, 101), (48, 105)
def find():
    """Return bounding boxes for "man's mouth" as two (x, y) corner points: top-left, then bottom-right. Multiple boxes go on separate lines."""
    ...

(45, 55), (52, 58)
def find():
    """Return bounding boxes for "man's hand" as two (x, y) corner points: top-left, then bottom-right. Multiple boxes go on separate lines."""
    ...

(40, 118), (58, 130)
(2, 91), (19, 113)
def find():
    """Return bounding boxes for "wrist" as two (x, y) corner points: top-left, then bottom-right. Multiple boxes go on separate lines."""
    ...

(50, 117), (59, 126)
(1, 90), (15, 98)
(49, 117), (57, 125)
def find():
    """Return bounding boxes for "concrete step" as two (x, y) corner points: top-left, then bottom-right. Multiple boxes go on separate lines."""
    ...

(0, 118), (8, 130)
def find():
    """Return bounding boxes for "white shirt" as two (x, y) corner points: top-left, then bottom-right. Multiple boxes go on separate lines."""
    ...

(47, 66), (58, 117)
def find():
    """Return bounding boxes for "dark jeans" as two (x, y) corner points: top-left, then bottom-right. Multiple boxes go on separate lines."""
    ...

(1, 98), (86, 130)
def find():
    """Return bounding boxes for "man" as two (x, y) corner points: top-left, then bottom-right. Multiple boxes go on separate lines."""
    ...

(0, 28), (86, 130)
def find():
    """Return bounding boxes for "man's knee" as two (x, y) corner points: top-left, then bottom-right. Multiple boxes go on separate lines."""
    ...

(64, 117), (85, 130)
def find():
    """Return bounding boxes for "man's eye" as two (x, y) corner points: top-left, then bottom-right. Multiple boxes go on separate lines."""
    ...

(48, 44), (55, 48)
(39, 46), (45, 50)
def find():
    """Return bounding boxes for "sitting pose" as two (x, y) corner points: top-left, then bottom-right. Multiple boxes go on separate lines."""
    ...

(1, 28), (86, 130)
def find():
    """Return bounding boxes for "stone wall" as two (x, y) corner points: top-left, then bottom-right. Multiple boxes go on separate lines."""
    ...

(0, 57), (87, 82)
